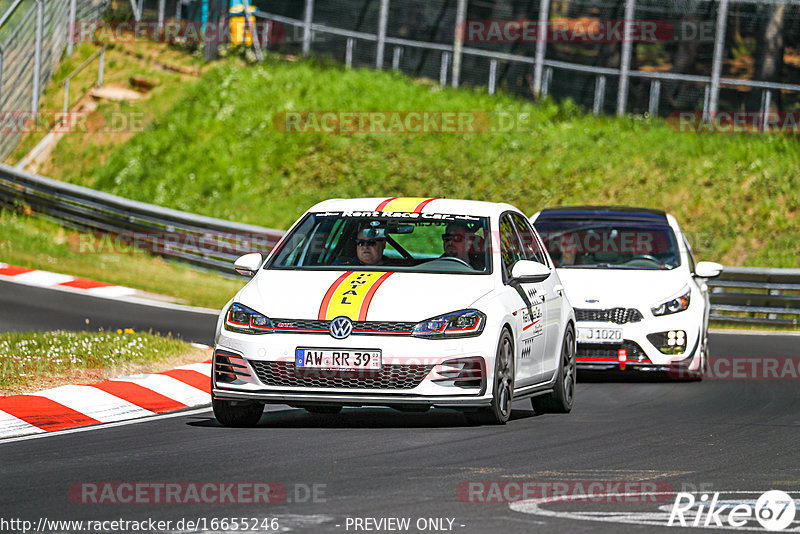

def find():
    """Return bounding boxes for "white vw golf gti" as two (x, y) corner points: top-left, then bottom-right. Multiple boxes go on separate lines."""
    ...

(213, 198), (576, 425)
(531, 206), (723, 378)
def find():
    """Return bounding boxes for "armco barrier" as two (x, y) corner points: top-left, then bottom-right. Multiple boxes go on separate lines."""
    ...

(0, 163), (797, 326)
(0, 163), (283, 277)
(707, 267), (800, 327)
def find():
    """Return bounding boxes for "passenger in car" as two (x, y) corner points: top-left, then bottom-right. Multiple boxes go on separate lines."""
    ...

(441, 222), (484, 269)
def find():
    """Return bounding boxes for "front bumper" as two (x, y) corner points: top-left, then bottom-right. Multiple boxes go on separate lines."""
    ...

(574, 316), (702, 373)
(212, 329), (494, 407)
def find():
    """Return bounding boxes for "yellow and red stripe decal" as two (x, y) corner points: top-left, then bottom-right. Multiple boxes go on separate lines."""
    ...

(375, 197), (437, 213)
(319, 271), (394, 321)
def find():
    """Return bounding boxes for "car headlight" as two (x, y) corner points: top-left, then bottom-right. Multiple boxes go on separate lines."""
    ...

(651, 287), (691, 317)
(224, 303), (274, 334)
(412, 309), (485, 339)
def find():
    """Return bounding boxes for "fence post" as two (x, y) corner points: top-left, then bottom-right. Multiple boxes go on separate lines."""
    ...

(376, 0), (389, 68)
(241, 0), (263, 61)
(392, 46), (402, 69)
(532, 0), (551, 96)
(32, 0), (43, 115)
(128, 0), (139, 21)
(67, 0), (77, 57)
(98, 48), (105, 88)
(616, 0), (635, 115)
(760, 89), (772, 133)
(542, 66), (553, 96)
(346, 38), (354, 68)
(303, 0), (314, 55)
(440, 51), (451, 86)
(593, 75), (606, 115)
(708, 0), (729, 117)
(648, 80), (660, 116)
(158, 0), (166, 40)
(488, 59), (497, 95)
(451, 0), (467, 87)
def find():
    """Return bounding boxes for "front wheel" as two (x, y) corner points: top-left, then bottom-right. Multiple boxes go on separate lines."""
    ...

(468, 329), (515, 425)
(213, 398), (264, 427)
(532, 326), (575, 414)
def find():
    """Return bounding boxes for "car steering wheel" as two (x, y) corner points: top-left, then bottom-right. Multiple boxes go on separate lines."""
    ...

(626, 255), (661, 264)
(434, 256), (472, 268)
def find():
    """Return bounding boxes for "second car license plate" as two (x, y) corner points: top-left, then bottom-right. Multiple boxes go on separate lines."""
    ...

(577, 327), (623, 344)
(295, 348), (382, 370)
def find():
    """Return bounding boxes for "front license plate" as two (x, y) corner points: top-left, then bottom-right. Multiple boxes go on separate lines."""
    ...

(295, 348), (382, 370)
(577, 327), (623, 344)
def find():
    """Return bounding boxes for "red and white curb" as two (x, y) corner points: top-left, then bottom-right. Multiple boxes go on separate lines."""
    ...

(0, 359), (212, 439)
(0, 262), (136, 298)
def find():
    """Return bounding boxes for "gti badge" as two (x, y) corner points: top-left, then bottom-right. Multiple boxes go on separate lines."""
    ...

(329, 316), (353, 339)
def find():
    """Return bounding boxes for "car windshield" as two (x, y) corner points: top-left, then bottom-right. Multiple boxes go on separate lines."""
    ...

(534, 219), (681, 270)
(267, 212), (492, 274)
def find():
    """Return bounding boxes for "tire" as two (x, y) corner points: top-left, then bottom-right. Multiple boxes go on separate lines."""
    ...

(304, 405), (343, 414)
(213, 398), (264, 427)
(468, 329), (515, 425)
(532, 326), (576, 414)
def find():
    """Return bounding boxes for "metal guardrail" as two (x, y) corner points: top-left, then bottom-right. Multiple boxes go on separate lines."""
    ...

(0, 163), (797, 325)
(708, 267), (800, 327)
(0, 163), (284, 277)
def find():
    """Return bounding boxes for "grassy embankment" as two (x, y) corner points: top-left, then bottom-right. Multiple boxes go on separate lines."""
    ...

(4, 43), (799, 313)
(57, 55), (800, 268)
(0, 329), (205, 394)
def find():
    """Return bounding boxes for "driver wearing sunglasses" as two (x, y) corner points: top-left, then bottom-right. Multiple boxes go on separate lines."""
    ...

(355, 228), (387, 266)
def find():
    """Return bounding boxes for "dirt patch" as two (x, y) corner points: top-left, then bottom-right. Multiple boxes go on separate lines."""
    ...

(1, 347), (212, 396)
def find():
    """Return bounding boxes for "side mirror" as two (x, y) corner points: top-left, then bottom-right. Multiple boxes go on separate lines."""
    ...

(510, 260), (551, 284)
(694, 261), (723, 278)
(234, 253), (263, 277)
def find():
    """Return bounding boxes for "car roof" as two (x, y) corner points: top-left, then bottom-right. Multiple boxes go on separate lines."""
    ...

(308, 197), (520, 218)
(534, 205), (669, 223)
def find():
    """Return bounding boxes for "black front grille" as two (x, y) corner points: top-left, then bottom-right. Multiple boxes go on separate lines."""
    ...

(272, 319), (415, 335)
(249, 361), (433, 389)
(577, 341), (649, 362)
(574, 308), (643, 324)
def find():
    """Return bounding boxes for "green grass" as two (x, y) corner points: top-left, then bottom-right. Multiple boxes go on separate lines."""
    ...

(0, 211), (244, 309)
(0, 329), (192, 390)
(38, 54), (797, 268)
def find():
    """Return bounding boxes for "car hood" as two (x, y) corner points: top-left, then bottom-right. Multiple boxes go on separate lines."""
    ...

(236, 269), (496, 322)
(556, 268), (688, 310)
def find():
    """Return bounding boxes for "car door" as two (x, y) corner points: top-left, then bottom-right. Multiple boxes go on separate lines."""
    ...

(509, 213), (560, 382)
(499, 213), (546, 386)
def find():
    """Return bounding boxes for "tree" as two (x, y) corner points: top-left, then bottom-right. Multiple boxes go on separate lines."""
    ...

(747, 2), (786, 110)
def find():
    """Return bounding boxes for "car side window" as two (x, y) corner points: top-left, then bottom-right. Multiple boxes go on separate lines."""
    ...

(509, 213), (548, 266)
(500, 215), (525, 278)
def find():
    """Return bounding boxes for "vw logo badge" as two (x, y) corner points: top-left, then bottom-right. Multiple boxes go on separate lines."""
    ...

(329, 316), (353, 339)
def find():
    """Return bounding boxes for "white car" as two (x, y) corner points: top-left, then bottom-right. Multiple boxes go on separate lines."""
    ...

(212, 197), (576, 426)
(531, 206), (723, 378)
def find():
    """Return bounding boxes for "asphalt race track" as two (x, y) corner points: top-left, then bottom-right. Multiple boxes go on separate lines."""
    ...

(1, 281), (799, 533)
